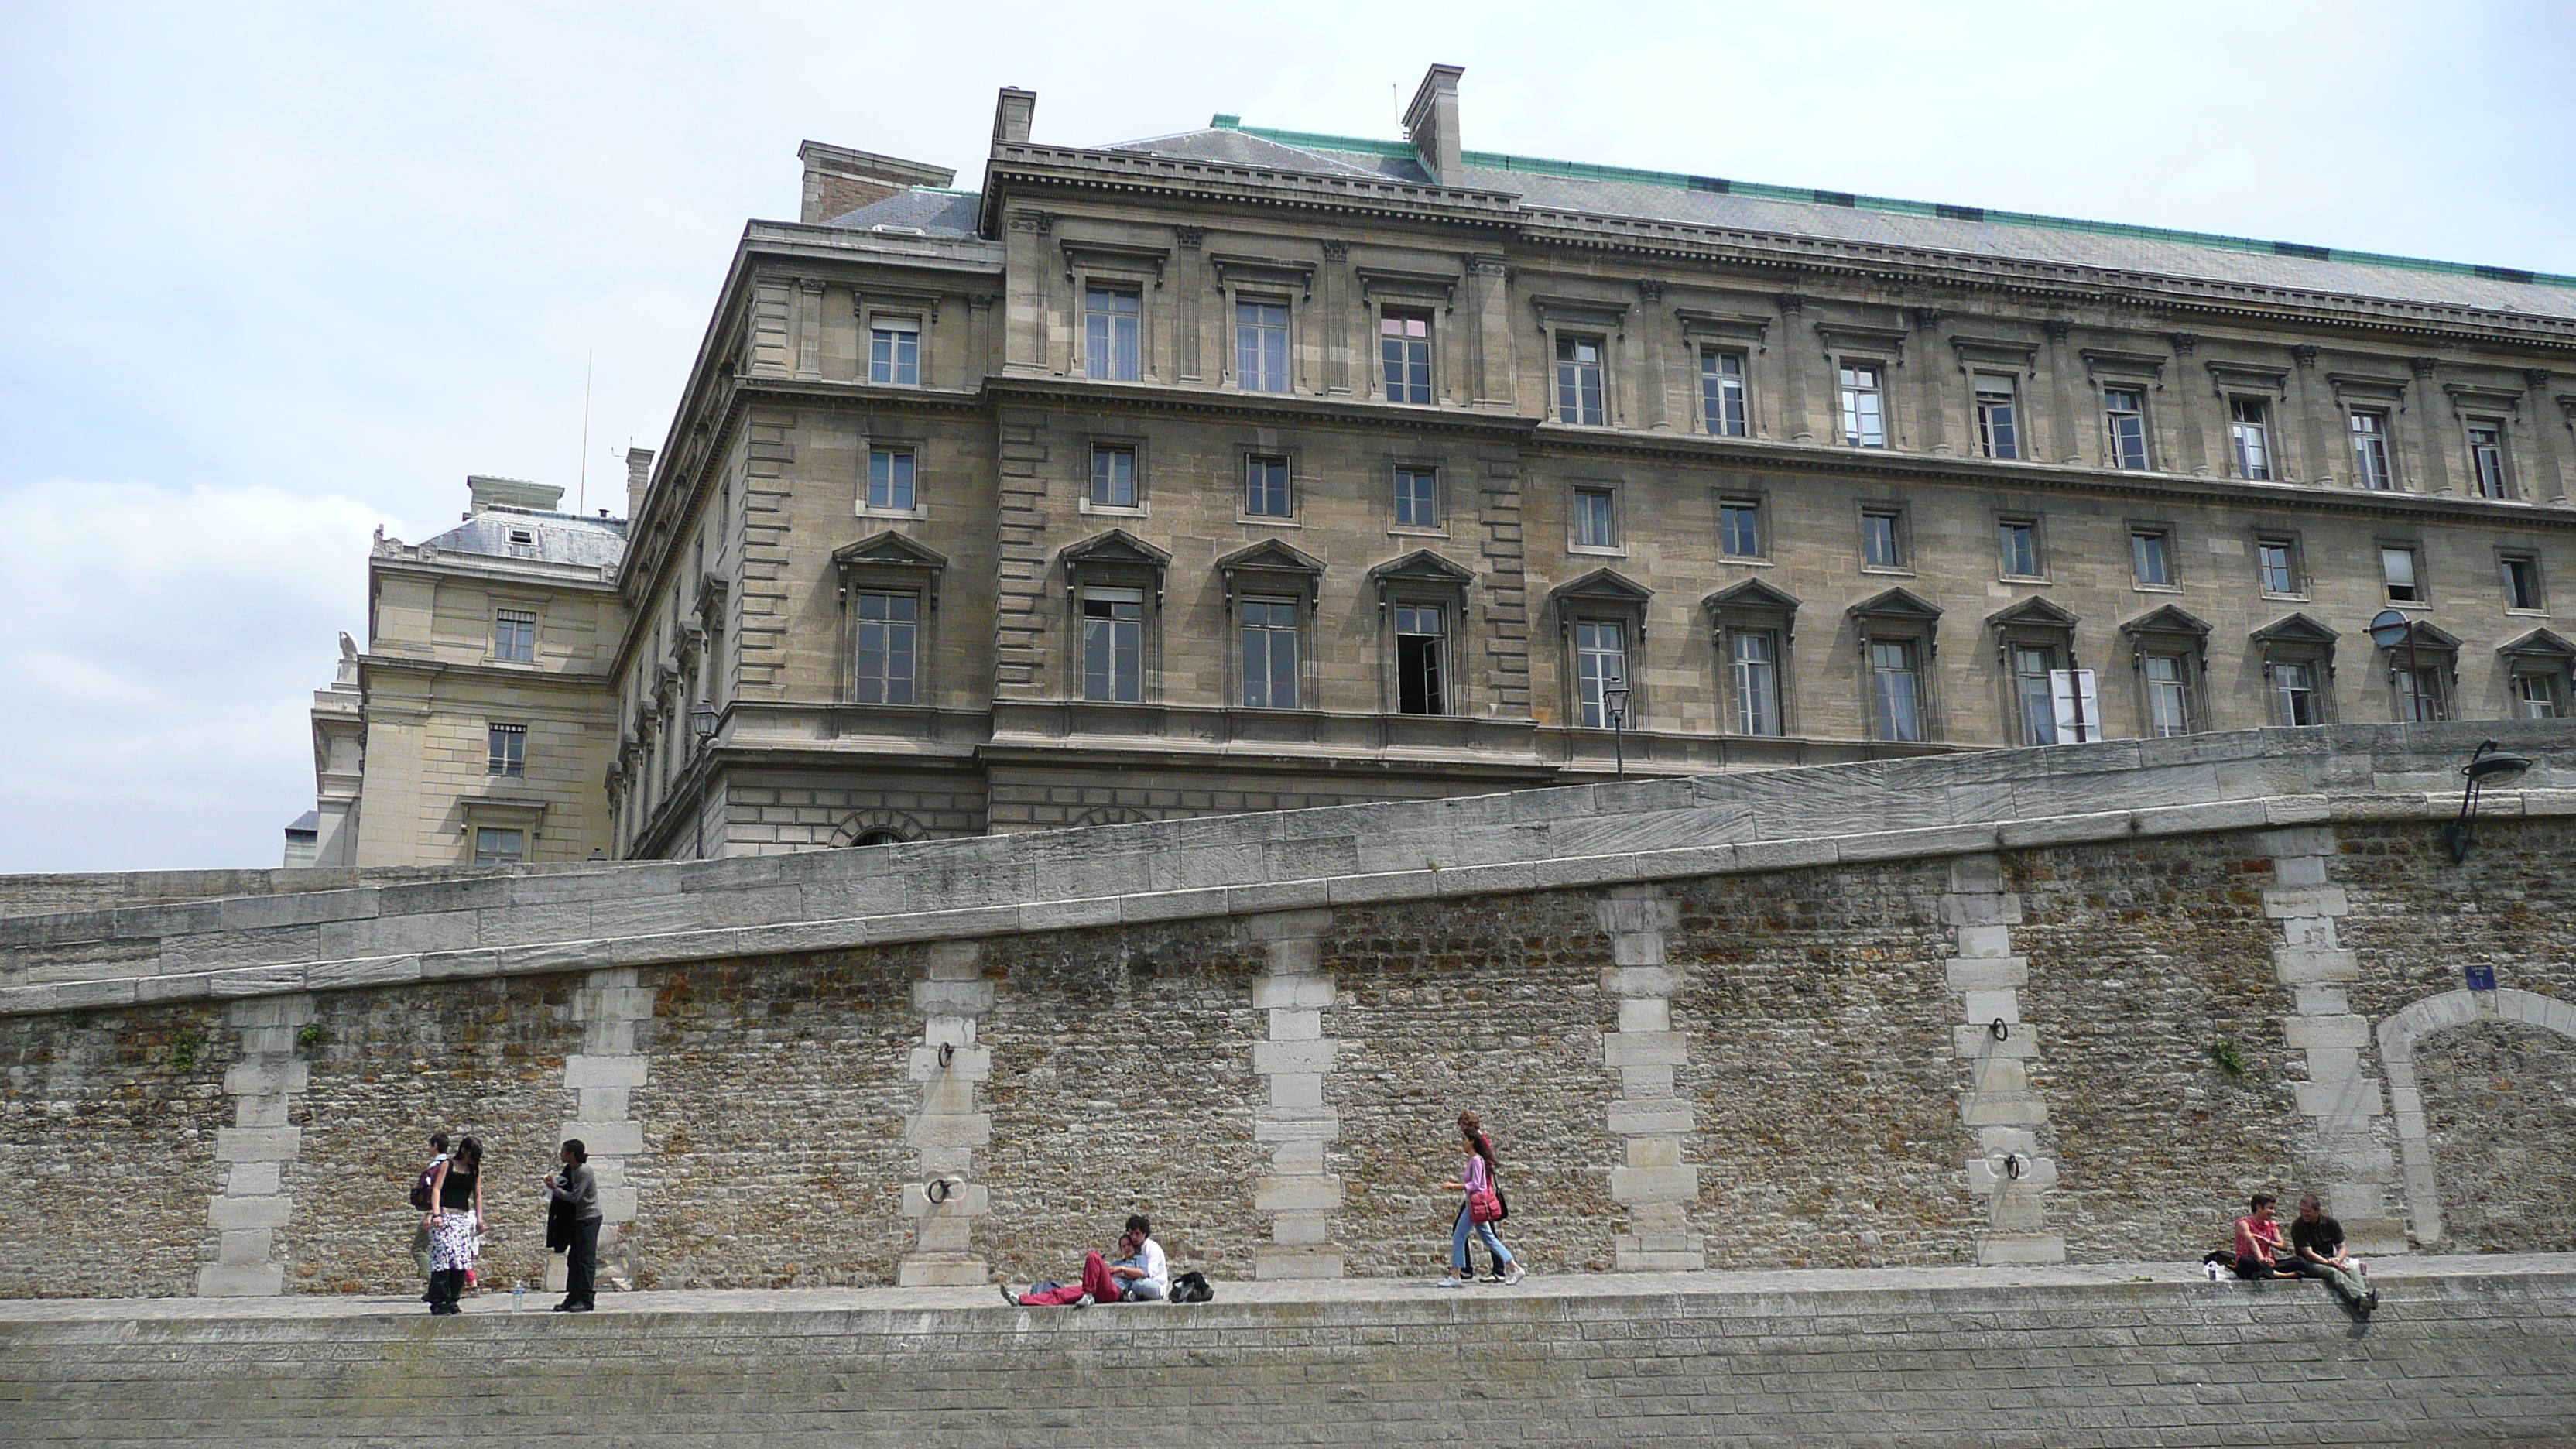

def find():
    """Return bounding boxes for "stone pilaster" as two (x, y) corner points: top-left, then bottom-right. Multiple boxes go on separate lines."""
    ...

(1941, 855), (2064, 1265)
(2260, 827), (2403, 1253)
(899, 942), (995, 1286)
(1247, 909), (1344, 1279)
(563, 968), (653, 1278)
(197, 995), (314, 1296)
(1595, 887), (1704, 1270)
(793, 277), (826, 380)
(1464, 253), (1515, 410)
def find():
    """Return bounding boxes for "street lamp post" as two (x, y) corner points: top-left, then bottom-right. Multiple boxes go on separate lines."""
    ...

(1603, 682), (1631, 780)
(2442, 738), (2533, 864)
(2366, 609), (2420, 723)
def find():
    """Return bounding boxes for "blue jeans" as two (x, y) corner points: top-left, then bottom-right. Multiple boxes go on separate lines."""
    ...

(1452, 1204), (1512, 1272)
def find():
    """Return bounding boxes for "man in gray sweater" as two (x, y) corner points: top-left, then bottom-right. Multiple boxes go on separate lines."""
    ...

(545, 1139), (603, 1312)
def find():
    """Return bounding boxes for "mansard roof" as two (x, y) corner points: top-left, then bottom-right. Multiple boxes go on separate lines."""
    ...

(1092, 117), (2576, 321)
(818, 187), (985, 237)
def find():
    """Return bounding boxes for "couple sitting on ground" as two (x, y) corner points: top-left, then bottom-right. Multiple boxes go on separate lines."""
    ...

(2232, 1192), (2379, 1316)
(1002, 1214), (1167, 1307)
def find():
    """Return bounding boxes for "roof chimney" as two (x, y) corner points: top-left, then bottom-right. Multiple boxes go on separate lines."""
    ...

(466, 475), (564, 514)
(1403, 64), (1465, 187)
(992, 87), (1036, 147)
(796, 142), (957, 224)
(624, 448), (654, 521)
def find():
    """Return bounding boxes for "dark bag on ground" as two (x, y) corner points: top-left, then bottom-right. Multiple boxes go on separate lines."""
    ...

(1169, 1270), (1214, 1304)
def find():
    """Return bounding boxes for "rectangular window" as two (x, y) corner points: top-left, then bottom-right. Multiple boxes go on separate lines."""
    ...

(1381, 310), (1433, 404)
(869, 322), (920, 385)
(1840, 363), (1886, 447)
(1869, 639), (1923, 743)
(2396, 663), (2448, 723)
(1573, 488), (1617, 550)
(2274, 660), (2321, 726)
(1244, 455), (1292, 518)
(2105, 387), (2150, 470)
(2350, 409), (2393, 489)
(2130, 529), (2175, 587)
(494, 608), (537, 663)
(1084, 285), (1141, 381)
(1574, 621), (1626, 729)
(867, 448), (916, 511)
(1091, 445), (1138, 509)
(2258, 538), (2302, 596)
(850, 591), (918, 705)
(1236, 300), (1290, 392)
(1239, 598), (1299, 709)
(2468, 423), (2509, 498)
(2514, 673), (2563, 720)
(2143, 653), (2191, 738)
(1555, 336), (1606, 425)
(1999, 519), (2041, 578)
(473, 827), (525, 866)
(1081, 591), (1143, 703)
(1718, 499), (1762, 559)
(1701, 350), (1748, 437)
(2502, 554), (2543, 611)
(1396, 605), (1445, 715)
(2229, 397), (2273, 480)
(1975, 375), (2020, 460)
(2012, 646), (2059, 745)
(486, 722), (526, 777)
(1861, 509), (1905, 570)
(1393, 468), (1440, 530)
(2382, 545), (2424, 603)
(1730, 631), (1782, 736)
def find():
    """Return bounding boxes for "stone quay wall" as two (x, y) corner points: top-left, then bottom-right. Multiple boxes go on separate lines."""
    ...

(2, 721), (2571, 1299)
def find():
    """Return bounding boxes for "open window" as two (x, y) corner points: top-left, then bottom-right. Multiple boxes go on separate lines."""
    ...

(1370, 549), (1475, 717)
(1987, 597), (2083, 745)
(2252, 613), (2339, 726)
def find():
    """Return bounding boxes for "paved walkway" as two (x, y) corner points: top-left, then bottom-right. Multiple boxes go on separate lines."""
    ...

(4, 1252), (2565, 1324)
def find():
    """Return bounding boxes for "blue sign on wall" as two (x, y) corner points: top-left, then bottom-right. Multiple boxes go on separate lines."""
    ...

(2465, 964), (2499, 992)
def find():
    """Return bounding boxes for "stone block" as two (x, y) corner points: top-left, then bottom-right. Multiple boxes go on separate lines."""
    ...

(1937, 892), (2023, 927)
(564, 1054), (650, 1089)
(1960, 1091), (2049, 1126)
(1944, 957), (2028, 992)
(1268, 1073), (1324, 1109)
(907, 1044), (993, 1081)
(558, 1120), (645, 1157)
(1601, 966), (1677, 999)
(2263, 886), (2350, 920)
(1255, 1243), (1346, 1279)
(1960, 990), (2019, 1025)
(1947, 855), (2006, 893)
(1594, 894), (1678, 935)
(1952, 924), (2014, 959)
(1836, 824), (2002, 863)
(1975, 1233), (2067, 1265)
(303, 955), (424, 992)
(1250, 973), (1335, 1009)
(1614, 1242), (1709, 1273)
(900, 1181), (991, 1218)
(1608, 1165), (1698, 1204)
(215, 1230), (276, 1267)
(1015, 896), (1122, 933)
(1601, 1032), (1686, 1068)
(225, 1162), (280, 1197)
(231, 1094), (291, 1128)
(1252, 1040), (1339, 1076)
(2266, 794), (2335, 824)
(222, 1060), (309, 1096)
(1952, 1024), (2040, 1058)
(195, 1263), (282, 1297)
(902, 1113), (992, 1149)
(1625, 1136), (1681, 1169)
(911, 979), (995, 1016)
(207, 1194), (293, 1231)
(1269, 1139), (1327, 1174)
(1242, 908), (1332, 943)
(2130, 798), (2273, 838)
(2271, 855), (2331, 886)
(1615, 999), (1670, 1034)
(2293, 1079), (2386, 1121)
(2273, 946), (2361, 983)
(207, 966), (314, 1000)
(214, 1128), (301, 1163)
(596, 1187), (639, 1224)
(1223, 879), (1332, 917)
(916, 1077), (976, 1115)
(1268, 1214), (1333, 1246)
(1966, 1057), (2029, 1096)
(1605, 1098), (1695, 1136)
(1967, 1156), (2060, 1194)
(2292, 985), (2349, 1016)
(225, 995), (316, 1028)
(1262, 937), (1321, 974)
(1267, 1008), (1323, 1042)
(1608, 933), (1667, 967)
(896, 1254), (990, 1287)
(1255, 1175), (1344, 1213)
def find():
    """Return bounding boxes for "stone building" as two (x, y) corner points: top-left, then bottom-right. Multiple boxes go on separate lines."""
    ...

(320, 66), (2576, 862)
(306, 474), (627, 867)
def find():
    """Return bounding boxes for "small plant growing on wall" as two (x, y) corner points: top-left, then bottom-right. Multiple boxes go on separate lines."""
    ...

(296, 1024), (330, 1050)
(2206, 1037), (2247, 1077)
(170, 1030), (203, 1072)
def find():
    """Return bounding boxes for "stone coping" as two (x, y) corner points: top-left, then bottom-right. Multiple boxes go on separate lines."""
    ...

(2, 721), (2567, 1017)
(2, 1252), (2564, 1325)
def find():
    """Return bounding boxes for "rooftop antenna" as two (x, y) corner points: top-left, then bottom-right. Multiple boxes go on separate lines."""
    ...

(575, 348), (594, 516)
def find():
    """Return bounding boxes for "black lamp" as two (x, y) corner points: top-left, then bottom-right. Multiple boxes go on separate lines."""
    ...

(2442, 738), (2531, 864)
(1602, 682), (1631, 779)
(690, 703), (719, 742)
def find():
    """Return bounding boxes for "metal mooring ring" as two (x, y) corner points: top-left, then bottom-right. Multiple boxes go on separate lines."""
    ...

(1989, 1018), (2009, 1042)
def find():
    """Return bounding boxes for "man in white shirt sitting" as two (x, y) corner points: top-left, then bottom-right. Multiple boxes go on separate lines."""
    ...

(1002, 1214), (1170, 1307)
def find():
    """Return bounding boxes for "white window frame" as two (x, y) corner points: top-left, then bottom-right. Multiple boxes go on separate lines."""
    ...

(1974, 374), (2022, 460)
(1700, 348), (1749, 437)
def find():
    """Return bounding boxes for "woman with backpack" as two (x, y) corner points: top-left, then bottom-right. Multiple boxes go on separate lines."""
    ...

(421, 1135), (483, 1315)
(1438, 1111), (1522, 1287)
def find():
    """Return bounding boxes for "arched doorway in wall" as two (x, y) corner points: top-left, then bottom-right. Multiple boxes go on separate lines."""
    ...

(2378, 988), (2576, 1252)
(828, 809), (929, 848)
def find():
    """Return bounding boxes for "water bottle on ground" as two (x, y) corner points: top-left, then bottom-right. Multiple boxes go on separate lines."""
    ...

(513, 1280), (526, 1311)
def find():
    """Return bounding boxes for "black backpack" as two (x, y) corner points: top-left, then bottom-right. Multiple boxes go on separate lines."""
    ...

(1170, 1270), (1214, 1304)
(409, 1164), (440, 1211)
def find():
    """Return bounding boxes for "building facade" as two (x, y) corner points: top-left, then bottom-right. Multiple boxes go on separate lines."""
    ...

(317, 67), (2576, 862)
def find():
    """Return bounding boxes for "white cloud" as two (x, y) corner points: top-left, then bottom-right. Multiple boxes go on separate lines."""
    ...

(0, 480), (405, 872)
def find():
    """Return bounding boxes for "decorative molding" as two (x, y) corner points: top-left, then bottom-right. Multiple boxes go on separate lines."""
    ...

(2290, 344), (2320, 367)
(1060, 238), (1169, 279)
(1673, 308), (1770, 347)
(1173, 225), (1204, 249)
(2442, 382), (2524, 416)
(1532, 293), (1632, 330)
(1209, 252), (1317, 300)
(2081, 348), (2169, 383)
(2327, 372), (2412, 402)
(2167, 332), (2200, 357)
(1817, 320), (1907, 364)
(1954, 335), (2040, 375)
(1320, 239), (1349, 262)
(2410, 355), (2441, 378)
(1636, 279), (1667, 304)
(1355, 265), (1462, 307)
(2207, 360), (2291, 396)
(1461, 252), (1509, 277)
(2041, 320), (2073, 341)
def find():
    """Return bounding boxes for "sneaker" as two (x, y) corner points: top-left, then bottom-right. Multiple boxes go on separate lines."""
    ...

(1502, 1265), (1525, 1286)
(1074, 1293), (1094, 1309)
(998, 1284), (1017, 1307)
(1437, 1276), (1465, 1288)
(1480, 1273), (1504, 1284)
(2365, 1288), (2380, 1314)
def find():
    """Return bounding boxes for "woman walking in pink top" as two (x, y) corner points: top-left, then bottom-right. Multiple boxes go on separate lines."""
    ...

(1438, 1111), (1522, 1287)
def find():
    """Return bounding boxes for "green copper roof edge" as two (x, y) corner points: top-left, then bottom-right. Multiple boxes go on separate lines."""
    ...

(1210, 119), (2576, 293)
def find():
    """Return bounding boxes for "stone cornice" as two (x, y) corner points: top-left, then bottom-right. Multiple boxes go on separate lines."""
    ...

(356, 656), (616, 692)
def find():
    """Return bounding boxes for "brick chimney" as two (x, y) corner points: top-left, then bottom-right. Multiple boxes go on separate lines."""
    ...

(624, 447), (654, 522)
(796, 142), (957, 224)
(1403, 64), (1465, 187)
(991, 87), (1036, 147)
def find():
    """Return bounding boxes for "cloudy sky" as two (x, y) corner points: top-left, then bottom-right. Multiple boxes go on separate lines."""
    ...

(3, 1), (2571, 873)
